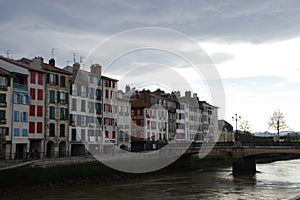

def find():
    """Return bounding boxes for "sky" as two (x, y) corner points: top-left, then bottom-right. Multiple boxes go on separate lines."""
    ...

(1, 0), (300, 132)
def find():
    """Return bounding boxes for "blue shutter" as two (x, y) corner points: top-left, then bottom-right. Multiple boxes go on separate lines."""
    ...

(20, 94), (24, 104)
(28, 95), (32, 105)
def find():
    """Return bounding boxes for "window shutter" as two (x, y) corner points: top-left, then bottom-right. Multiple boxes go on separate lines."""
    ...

(65, 93), (69, 104)
(57, 91), (60, 103)
(55, 75), (59, 85)
(64, 109), (68, 120)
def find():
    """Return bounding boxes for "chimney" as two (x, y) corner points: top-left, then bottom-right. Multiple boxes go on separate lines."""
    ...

(49, 58), (55, 66)
(185, 91), (191, 100)
(90, 64), (102, 76)
(73, 62), (80, 79)
(31, 57), (44, 69)
(125, 85), (131, 93)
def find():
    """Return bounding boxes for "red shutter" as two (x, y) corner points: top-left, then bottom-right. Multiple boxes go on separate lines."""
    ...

(30, 88), (36, 100)
(112, 131), (116, 139)
(38, 73), (43, 85)
(37, 106), (43, 117)
(37, 122), (43, 133)
(38, 89), (43, 100)
(29, 105), (35, 116)
(29, 122), (35, 133)
(30, 72), (36, 84)
(105, 131), (109, 138)
(105, 90), (109, 98)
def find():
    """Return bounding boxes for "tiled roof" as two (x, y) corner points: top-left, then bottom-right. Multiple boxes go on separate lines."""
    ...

(43, 63), (72, 75)
(0, 66), (11, 76)
(0, 55), (45, 73)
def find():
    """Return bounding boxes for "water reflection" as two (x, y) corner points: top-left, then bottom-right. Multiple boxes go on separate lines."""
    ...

(8, 159), (300, 200)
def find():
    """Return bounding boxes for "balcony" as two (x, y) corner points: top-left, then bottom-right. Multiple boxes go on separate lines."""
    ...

(0, 119), (6, 124)
(0, 85), (8, 90)
(13, 83), (28, 93)
(0, 102), (7, 107)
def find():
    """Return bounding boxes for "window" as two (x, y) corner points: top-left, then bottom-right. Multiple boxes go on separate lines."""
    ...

(22, 129), (28, 137)
(0, 94), (6, 104)
(37, 89), (43, 100)
(49, 90), (55, 103)
(77, 85), (82, 96)
(81, 100), (86, 112)
(47, 73), (58, 85)
(30, 105), (35, 116)
(14, 93), (21, 104)
(58, 91), (67, 104)
(49, 106), (55, 119)
(37, 122), (43, 133)
(30, 72), (36, 84)
(38, 73), (43, 85)
(14, 111), (20, 122)
(30, 88), (36, 100)
(0, 110), (5, 120)
(21, 112), (28, 122)
(60, 76), (66, 87)
(0, 76), (8, 89)
(37, 106), (43, 117)
(105, 90), (109, 98)
(23, 95), (29, 105)
(97, 78), (101, 86)
(60, 108), (67, 120)
(112, 131), (116, 139)
(89, 76), (94, 84)
(13, 128), (20, 136)
(71, 98), (77, 111)
(60, 124), (65, 137)
(49, 123), (55, 137)
(29, 122), (35, 133)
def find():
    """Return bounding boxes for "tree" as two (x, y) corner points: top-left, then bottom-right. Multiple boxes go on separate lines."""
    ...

(239, 120), (251, 133)
(268, 110), (288, 141)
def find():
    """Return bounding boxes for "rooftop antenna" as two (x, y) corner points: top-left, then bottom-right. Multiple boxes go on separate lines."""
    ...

(51, 48), (55, 58)
(66, 60), (71, 66)
(6, 50), (10, 58)
(72, 52), (76, 64)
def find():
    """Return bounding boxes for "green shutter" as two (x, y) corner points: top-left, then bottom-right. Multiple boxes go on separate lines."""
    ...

(65, 93), (69, 104)
(50, 90), (55, 103)
(57, 91), (60, 103)
(65, 108), (69, 120)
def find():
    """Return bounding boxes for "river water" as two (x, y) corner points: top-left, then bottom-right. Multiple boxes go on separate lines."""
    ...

(9, 159), (300, 200)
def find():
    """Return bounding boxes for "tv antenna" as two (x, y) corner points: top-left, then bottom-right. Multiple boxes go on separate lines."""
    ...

(72, 52), (76, 64)
(51, 48), (55, 58)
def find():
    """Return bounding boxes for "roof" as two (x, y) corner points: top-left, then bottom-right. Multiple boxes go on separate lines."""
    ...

(0, 55), (45, 73)
(0, 67), (11, 76)
(0, 58), (28, 75)
(101, 75), (118, 82)
(43, 63), (72, 75)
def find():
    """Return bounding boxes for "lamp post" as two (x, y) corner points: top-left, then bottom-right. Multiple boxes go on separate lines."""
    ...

(232, 113), (241, 141)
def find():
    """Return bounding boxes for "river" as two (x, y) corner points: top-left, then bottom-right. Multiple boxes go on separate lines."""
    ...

(8, 159), (300, 200)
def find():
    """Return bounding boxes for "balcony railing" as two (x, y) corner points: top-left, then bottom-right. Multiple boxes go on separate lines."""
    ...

(0, 102), (7, 107)
(0, 85), (8, 90)
(0, 119), (7, 124)
(13, 83), (28, 92)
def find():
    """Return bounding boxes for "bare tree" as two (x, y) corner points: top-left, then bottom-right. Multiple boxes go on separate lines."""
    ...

(239, 120), (251, 133)
(268, 110), (288, 141)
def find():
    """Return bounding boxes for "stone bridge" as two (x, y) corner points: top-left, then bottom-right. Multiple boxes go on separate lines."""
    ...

(186, 142), (300, 176)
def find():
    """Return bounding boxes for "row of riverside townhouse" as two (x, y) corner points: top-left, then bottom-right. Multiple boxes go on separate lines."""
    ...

(0, 55), (219, 160)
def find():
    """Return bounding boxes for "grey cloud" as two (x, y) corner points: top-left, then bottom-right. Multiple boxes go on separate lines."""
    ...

(209, 53), (235, 64)
(1, 0), (300, 66)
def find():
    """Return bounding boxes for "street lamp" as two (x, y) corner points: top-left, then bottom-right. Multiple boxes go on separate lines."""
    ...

(232, 114), (241, 141)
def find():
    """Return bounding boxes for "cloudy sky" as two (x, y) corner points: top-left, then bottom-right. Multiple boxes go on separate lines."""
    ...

(1, 0), (300, 132)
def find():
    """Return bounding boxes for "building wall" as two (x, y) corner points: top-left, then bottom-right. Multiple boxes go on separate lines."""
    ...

(45, 71), (70, 157)
(0, 75), (12, 159)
